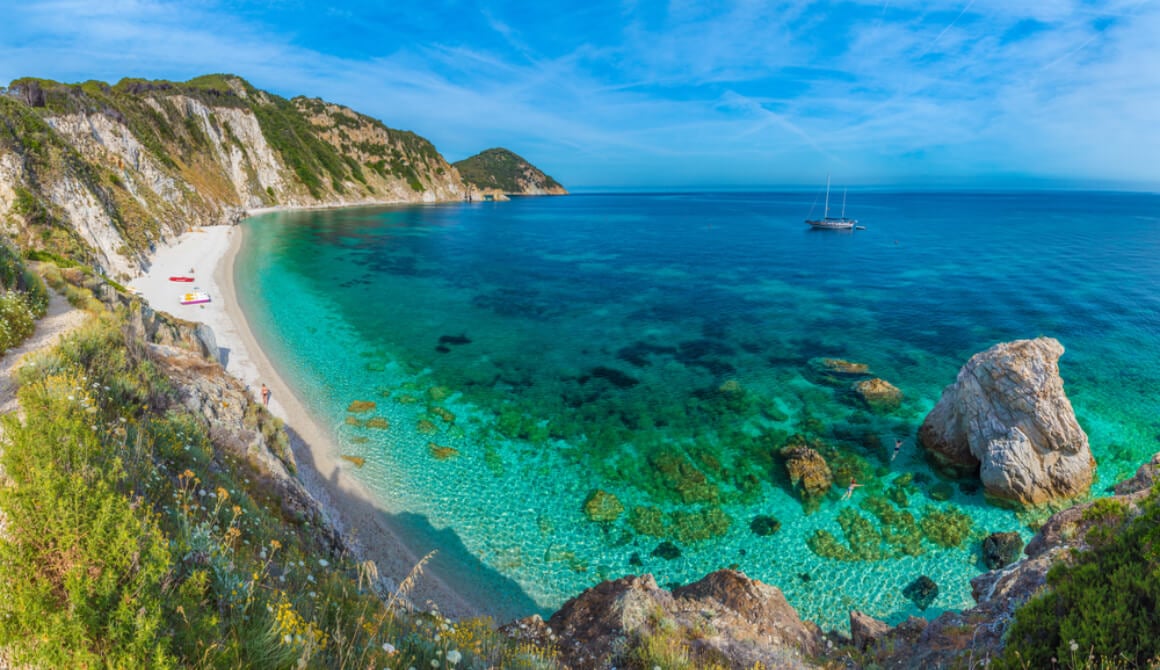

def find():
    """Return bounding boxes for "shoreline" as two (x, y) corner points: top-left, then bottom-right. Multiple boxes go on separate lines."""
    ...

(130, 219), (502, 622)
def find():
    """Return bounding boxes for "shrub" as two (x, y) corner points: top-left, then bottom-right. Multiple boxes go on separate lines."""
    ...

(996, 488), (1160, 669)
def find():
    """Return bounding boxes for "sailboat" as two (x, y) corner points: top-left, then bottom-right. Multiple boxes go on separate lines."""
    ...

(805, 176), (857, 230)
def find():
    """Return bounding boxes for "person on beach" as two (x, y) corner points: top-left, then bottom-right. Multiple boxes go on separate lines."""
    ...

(260, 383), (271, 407)
(841, 477), (862, 501)
(892, 438), (903, 462)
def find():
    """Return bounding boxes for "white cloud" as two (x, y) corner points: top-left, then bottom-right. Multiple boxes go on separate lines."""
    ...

(1, 0), (1158, 188)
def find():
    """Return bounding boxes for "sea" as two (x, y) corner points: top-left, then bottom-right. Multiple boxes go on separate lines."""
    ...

(234, 191), (1160, 631)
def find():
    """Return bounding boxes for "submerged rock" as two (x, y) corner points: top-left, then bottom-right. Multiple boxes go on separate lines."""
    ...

(929, 482), (955, 501)
(582, 489), (625, 523)
(918, 337), (1095, 507)
(669, 506), (732, 543)
(427, 442), (459, 460)
(651, 541), (682, 560)
(815, 357), (870, 376)
(903, 575), (939, 610)
(807, 357), (872, 386)
(750, 515), (782, 536)
(982, 531), (1024, 569)
(346, 399), (376, 413)
(853, 377), (902, 412)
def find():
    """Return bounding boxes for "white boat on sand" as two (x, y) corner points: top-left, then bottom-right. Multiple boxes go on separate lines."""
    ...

(180, 291), (211, 305)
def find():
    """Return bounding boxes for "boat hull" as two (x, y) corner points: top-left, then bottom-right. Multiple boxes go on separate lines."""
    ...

(806, 218), (857, 230)
(169, 276), (195, 282)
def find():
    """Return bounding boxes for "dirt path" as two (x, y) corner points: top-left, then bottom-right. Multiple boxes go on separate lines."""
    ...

(0, 291), (89, 416)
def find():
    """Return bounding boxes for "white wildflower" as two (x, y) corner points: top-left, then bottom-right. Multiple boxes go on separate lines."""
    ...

(318, 558), (329, 567)
(381, 641), (397, 654)
(446, 650), (462, 665)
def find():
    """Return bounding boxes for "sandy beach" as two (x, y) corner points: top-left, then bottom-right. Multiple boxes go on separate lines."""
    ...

(130, 223), (504, 621)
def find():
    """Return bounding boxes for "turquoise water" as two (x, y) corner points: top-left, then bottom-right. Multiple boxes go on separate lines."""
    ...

(235, 192), (1160, 631)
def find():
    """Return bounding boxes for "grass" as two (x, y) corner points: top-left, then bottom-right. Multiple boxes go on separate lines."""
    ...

(0, 274), (560, 669)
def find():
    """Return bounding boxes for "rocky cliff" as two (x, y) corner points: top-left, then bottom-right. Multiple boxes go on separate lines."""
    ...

(454, 147), (567, 196)
(0, 74), (468, 279)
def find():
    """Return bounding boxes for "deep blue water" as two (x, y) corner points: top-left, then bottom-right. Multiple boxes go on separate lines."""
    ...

(235, 191), (1160, 630)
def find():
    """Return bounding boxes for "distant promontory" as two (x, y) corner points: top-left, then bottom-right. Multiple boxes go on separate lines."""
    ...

(454, 147), (568, 197)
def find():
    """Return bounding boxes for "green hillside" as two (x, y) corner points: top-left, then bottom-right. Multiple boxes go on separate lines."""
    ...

(453, 147), (565, 194)
(0, 74), (463, 278)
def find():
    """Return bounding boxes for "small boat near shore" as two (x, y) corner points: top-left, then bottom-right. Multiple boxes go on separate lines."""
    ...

(180, 292), (211, 305)
(169, 275), (195, 282)
(806, 176), (857, 230)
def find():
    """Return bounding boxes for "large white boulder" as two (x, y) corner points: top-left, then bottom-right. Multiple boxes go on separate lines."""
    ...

(918, 337), (1095, 506)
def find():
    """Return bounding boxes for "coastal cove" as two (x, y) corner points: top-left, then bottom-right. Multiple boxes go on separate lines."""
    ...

(217, 191), (1160, 632)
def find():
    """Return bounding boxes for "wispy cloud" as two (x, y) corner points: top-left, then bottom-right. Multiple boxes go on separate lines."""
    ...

(1, 0), (1157, 188)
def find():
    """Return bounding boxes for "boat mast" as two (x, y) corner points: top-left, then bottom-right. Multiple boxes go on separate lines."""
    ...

(841, 189), (847, 218)
(823, 174), (831, 218)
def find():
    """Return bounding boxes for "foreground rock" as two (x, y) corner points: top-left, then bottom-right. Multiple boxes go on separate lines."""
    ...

(918, 337), (1094, 506)
(524, 570), (821, 669)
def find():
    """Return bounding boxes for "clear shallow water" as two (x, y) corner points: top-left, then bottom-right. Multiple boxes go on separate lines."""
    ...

(235, 192), (1160, 630)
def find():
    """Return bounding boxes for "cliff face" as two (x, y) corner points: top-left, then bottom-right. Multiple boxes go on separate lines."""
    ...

(0, 75), (467, 278)
(454, 147), (567, 196)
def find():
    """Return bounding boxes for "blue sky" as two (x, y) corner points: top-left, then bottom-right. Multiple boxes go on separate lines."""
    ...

(2, 1), (1158, 190)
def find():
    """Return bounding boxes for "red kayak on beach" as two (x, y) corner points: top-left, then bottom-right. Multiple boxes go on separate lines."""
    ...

(169, 276), (195, 282)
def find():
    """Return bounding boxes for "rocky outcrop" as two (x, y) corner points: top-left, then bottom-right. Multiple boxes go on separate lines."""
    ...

(122, 297), (342, 553)
(850, 611), (891, 651)
(779, 441), (833, 503)
(853, 377), (902, 412)
(918, 337), (1094, 506)
(538, 571), (820, 669)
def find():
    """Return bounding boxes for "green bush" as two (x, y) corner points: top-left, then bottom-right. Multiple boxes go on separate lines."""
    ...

(0, 241), (48, 353)
(997, 488), (1160, 669)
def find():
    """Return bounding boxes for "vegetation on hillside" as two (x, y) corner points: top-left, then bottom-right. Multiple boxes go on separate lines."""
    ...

(0, 74), (461, 272)
(454, 148), (563, 194)
(0, 239), (48, 353)
(996, 490), (1160, 669)
(0, 276), (558, 669)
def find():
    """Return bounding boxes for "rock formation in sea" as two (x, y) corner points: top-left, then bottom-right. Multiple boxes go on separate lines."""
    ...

(779, 438), (834, 505)
(917, 337), (1095, 506)
(852, 377), (903, 413)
